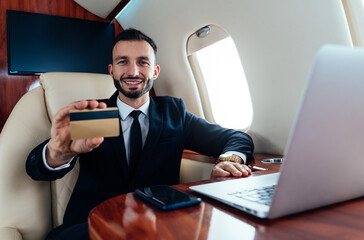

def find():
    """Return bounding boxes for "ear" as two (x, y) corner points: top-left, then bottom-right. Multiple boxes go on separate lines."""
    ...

(108, 64), (113, 77)
(153, 65), (160, 80)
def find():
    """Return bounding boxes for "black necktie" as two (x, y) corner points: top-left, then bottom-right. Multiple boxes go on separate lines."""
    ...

(129, 110), (142, 168)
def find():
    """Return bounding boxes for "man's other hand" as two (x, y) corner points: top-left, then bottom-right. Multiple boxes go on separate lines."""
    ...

(211, 161), (252, 178)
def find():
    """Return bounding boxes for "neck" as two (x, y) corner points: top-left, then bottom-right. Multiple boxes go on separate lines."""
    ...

(118, 92), (149, 109)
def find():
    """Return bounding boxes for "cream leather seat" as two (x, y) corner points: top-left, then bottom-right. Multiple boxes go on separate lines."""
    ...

(0, 72), (116, 240)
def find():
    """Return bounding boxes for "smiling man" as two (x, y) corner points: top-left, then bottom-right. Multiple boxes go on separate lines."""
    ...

(110, 37), (160, 108)
(26, 28), (254, 239)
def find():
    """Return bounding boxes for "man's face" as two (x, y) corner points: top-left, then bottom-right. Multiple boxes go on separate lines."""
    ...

(109, 40), (160, 99)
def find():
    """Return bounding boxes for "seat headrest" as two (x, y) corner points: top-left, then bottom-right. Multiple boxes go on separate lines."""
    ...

(40, 72), (116, 119)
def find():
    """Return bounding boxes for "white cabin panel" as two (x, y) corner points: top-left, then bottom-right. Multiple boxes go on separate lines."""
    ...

(116, 0), (352, 154)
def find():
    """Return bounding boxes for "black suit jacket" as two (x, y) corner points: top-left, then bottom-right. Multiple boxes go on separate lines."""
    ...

(26, 91), (254, 226)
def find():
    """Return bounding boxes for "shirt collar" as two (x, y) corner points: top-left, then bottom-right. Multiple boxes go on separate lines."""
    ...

(116, 97), (150, 120)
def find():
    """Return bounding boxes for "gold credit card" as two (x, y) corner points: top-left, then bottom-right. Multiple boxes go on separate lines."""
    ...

(70, 107), (119, 140)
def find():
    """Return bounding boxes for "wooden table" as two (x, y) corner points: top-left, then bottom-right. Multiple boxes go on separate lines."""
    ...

(88, 154), (364, 239)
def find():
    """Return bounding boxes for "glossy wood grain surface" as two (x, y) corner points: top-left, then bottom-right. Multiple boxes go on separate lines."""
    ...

(89, 153), (364, 239)
(88, 154), (281, 240)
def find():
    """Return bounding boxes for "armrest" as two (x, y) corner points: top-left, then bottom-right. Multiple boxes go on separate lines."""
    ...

(180, 150), (215, 183)
(0, 227), (23, 240)
(182, 150), (216, 163)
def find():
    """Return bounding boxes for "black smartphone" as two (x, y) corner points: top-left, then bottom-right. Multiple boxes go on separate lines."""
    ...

(135, 185), (201, 211)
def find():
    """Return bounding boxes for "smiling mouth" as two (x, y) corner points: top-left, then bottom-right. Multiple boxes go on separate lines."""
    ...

(121, 76), (144, 85)
(122, 79), (143, 90)
(125, 80), (142, 83)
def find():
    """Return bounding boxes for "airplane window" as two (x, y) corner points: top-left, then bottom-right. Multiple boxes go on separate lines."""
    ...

(188, 30), (253, 130)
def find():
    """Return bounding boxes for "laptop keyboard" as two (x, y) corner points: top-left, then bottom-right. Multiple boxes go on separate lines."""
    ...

(228, 185), (276, 206)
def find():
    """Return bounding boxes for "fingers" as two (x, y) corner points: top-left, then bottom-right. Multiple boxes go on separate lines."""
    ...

(73, 100), (107, 110)
(86, 137), (104, 149)
(211, 162), (252, 178)
(52, 100), (107, 129)
(211, 166), (231, 178)
(52, 105), (72, 128)
(70, 137), (104, 153)
(234, 163), (252, 176)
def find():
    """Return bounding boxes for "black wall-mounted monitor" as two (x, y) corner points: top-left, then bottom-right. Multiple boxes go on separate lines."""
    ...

(7, 10), (114, 75)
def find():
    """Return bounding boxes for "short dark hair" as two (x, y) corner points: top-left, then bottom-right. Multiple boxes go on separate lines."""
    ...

(112, 28), (157, 56)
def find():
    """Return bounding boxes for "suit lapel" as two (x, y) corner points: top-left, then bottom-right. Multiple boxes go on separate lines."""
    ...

(141, 98), (163, 159)
(109, 132), (129, 179)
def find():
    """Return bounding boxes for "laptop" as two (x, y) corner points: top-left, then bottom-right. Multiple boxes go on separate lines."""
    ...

(190, 44), (364, 219)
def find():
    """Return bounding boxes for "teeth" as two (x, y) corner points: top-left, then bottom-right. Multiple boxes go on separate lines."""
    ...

(126, 81), (141, 85)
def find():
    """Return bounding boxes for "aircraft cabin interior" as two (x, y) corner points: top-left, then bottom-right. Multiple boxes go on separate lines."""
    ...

(1, 0), (364, 239)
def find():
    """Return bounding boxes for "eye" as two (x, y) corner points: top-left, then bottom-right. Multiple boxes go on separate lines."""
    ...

(139, 60), (150, 66)
(117, 60), (127, 65)
(115, 58), (128, 65)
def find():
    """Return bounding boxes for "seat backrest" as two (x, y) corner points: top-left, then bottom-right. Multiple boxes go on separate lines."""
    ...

(0, 72), (115, 240)
(41, 72), (116, 228)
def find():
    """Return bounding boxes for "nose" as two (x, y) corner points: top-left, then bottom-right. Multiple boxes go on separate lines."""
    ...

(125, 62), (139, 77)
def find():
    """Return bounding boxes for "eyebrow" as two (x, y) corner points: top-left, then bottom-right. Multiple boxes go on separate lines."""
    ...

(138, 56), (150, 61)
(113, 56), (151, 62)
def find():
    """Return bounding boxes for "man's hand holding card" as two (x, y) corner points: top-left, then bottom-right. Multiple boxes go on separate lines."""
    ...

(46, 100), (119, 168)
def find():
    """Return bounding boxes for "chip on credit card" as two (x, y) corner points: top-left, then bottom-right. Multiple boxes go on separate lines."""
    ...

(70, 107), (119, 140)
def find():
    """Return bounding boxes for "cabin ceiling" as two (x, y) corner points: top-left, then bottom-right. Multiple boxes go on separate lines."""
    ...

(73, 0), (129, 20)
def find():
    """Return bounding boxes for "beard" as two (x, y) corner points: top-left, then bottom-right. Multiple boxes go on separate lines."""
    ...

(113, 76), (154, 99)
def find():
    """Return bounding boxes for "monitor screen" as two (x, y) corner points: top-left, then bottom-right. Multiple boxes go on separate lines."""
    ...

(7, 10), (114, 75)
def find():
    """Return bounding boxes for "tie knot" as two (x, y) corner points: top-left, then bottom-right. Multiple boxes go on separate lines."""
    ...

(130, 110), (141, 120)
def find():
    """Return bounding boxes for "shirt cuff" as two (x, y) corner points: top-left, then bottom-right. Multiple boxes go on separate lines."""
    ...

(42, 143), (73, 171)
(224, 151), (247, 164)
